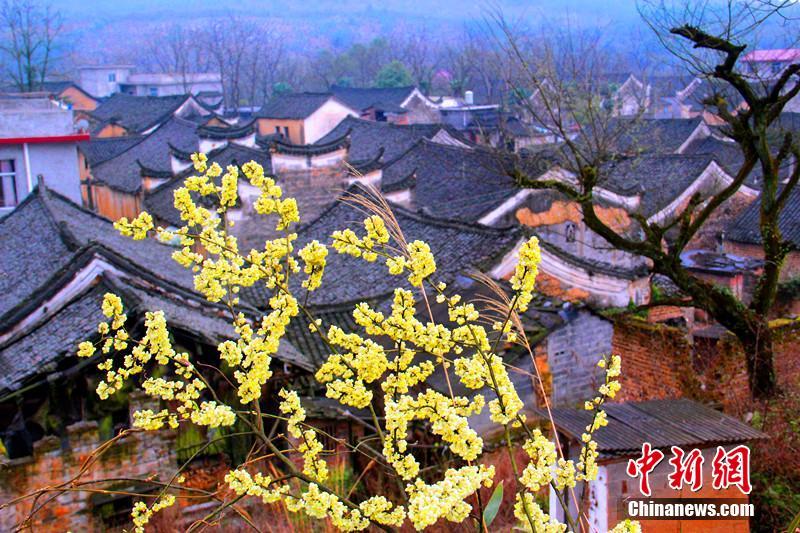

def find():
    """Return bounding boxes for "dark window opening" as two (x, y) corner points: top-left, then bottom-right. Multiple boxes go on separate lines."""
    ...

(0, 159), (18, 208)
(565, 222), (577, 243)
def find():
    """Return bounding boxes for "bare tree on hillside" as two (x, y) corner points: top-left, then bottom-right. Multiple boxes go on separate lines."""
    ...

(0, 0), (62, 92)
(147, 24), (211, 92)
(495, 0), (800, 399)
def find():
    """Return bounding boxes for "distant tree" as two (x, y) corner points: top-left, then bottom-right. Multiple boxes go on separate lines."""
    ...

(147, 24), (210, 93)
(202, 16), (286, 111)
(374, 60), (413, 88)
(0, 0), (62, 92)
(271, 81), (293, 96)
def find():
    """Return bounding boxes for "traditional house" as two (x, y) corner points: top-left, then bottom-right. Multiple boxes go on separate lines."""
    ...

(540, 399), (765, 533)
(724, 185), (800, 281)
(86, 93), (213, 138)
(329, 85), (439, 123)
(0, 184), (312, 531)
(0, 96), (88, 213)
(742, 49), (800, 80)
(311, 115), (470, 184)
(80, 116), (200, 219)
(255, 93), (358, 144)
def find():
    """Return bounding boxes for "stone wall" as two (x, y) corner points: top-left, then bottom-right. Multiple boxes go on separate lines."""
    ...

(546, 311), (614, 407)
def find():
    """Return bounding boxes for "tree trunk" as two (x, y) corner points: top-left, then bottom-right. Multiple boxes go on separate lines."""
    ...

(735, 319), (776, 400)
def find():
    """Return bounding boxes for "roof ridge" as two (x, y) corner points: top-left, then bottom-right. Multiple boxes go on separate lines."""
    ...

(298, 182), (520, 237)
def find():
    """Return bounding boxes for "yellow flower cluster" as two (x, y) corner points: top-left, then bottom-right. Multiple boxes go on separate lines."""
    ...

(331, 214), (389, 262)
(520, 429), (556, 491)
(358, 496), (405, 527)
(81, 294), (235, 430)
(131, 494), (175, 533)
(278, 389), (328, 482)
(513, 492), (566, 533)
(509, 236), (541, 312)
(81, 155), (637, 532)
(315, 325), (389, 408)
(225, 469), (288, 503)
(114, 212), (154, 240)
(298, 240), (328, 290)
(611, 519), (643, 532)
(384, 390), (484, 480)
(285, 483), (369, 531)
(406, 465), (494, 530)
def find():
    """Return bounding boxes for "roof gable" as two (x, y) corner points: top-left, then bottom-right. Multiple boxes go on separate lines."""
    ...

(90, 93), (191, 134)
(381, 140), (522, 222)
(257, 93), (339, 120)
(91, 116), (199, 193)
(330, 85), (416, 112)
(242, 185), (522, 309)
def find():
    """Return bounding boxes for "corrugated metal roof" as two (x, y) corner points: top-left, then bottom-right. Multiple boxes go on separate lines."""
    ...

(536, 399), (765, 456)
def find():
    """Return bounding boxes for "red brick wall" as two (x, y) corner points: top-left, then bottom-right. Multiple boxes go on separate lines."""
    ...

(698, 321), (800, 414)
(611, 319), (695, 402)
(0, 394), (176, 532)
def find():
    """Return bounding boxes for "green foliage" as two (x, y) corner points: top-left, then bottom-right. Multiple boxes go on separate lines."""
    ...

(374, 60), (413, 88)
(777, 277), (800, 299)
(272, 82), (293, 96)
(482, 480), (504, 526)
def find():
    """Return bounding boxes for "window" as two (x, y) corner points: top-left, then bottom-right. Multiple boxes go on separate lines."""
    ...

(275, 126), (281, 134)
(283, 126), (289, 138)
(108, 73), (116, 82)
(0, 159), (18, 208)
(148, 87), (158, 96)
(565, 222), (577, 243)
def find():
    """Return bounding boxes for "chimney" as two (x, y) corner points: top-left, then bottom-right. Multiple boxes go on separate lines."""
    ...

(464, 90), (474, 106)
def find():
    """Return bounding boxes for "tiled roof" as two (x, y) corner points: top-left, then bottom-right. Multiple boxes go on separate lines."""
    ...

(78, 136), (143, 166)
(330, 85), (416, 112)
(314, 116), (468, 164)
(145, 143), (272, 227)
(600, 154), (717, 217)
(242, 185), (523, 309)
(196, 120), (255, 139)
(90, 93), (190, 134)
(0, 186), (196, 322)
(726, 185), (800, 248)
(256, 93), (336, 119)
(608, 117), (704, 154)
(380, 140), (526, 222)
(91, 116), (199, 193)
(285, 264), (566, 373)
(682, 135), (764, 188)
(538, 399), (765, 457)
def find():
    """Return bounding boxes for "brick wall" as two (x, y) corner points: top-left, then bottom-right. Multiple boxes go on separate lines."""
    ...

(0, 393), (176, 532)
(611, 319), (695, 402)
(697, 320), (800, 414)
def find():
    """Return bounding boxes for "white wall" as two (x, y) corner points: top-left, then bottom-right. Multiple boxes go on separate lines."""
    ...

(0, 142), (82, 210)
(78, 67), (132, 98)
(304, 100), (358, 144)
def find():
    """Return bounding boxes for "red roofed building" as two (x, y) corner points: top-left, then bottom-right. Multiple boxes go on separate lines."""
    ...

(742, 48), (800, 79)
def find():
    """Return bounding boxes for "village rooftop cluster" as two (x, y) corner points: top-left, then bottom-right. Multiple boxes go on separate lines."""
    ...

(0, 15), (798, 531)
